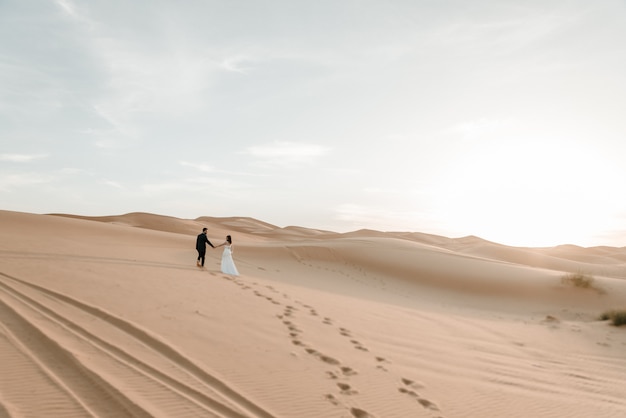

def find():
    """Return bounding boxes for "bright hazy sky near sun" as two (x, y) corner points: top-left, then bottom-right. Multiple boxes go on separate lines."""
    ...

(2, 1), (626, 247)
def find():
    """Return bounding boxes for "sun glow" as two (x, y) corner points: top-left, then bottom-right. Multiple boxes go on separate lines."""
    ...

(432, 139), (622, 247)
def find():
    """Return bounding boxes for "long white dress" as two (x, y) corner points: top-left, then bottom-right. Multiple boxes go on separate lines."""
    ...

(220, 244), (239, 276)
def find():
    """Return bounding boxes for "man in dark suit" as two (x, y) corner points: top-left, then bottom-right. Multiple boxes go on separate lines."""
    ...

(196, 227), (215, 267)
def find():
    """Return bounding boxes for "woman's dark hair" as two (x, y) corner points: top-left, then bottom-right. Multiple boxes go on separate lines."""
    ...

(226, 235), (232, 244)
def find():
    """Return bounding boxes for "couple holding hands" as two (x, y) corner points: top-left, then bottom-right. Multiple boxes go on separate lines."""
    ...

(196, 228), (239, 276)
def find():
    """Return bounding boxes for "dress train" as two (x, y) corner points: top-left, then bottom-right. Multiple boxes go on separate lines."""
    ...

(221, 245), (239, 276)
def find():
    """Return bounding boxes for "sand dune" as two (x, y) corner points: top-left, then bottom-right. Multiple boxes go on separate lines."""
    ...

(1, 210), (625, 417)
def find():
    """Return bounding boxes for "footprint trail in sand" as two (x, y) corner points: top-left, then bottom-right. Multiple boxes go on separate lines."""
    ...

(229, 275), (445, 418)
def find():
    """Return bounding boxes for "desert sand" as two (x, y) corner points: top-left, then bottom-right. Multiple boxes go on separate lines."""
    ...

(1, 210), (625, 418)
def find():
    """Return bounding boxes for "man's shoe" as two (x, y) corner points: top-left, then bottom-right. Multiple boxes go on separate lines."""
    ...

(196, 261), (201, 267)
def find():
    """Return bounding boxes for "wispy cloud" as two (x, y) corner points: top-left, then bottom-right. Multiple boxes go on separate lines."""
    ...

(142, 177), (248, 196)
(141, 181), (212, 196)
(0, 173), (54, 191)
(180, 161), (216, 173)
(93, 137), (132, 149)
(55, 0), (80, 19)
(180, 160), (271, 178)
(432, 9), (579, 53)
(245, 141), (330, 168)
(102, 180), (124, 189)
(59, 168), (87, 175)
(53, 0), (94, 29)
(0, 154), (48, 162)
(220, 55), (254, 74)
(92, 42), (217, 119)
(81, 31), (220, 140)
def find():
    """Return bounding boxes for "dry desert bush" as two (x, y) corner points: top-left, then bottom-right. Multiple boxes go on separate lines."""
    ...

(560, 272), (595, 289)
(600, 310), (626, 327)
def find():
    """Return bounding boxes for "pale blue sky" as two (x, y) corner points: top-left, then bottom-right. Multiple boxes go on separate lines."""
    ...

(2, 0), (626, 247)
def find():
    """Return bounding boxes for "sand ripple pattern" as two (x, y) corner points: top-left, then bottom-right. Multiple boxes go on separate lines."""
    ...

(0, 271), (275, 418)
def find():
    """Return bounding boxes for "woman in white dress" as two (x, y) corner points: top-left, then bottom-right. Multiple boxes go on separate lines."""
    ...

(216, 235), (239, 276)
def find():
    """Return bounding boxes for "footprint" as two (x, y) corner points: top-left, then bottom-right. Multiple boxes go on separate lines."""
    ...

(305, 348), (341, 365)
(398, 387), (419, 397)
(326, 371), (339, 380)
(340, 328), (352, 337)
(417, 398), (439, 411)
(340, 366), (358, 376)
(350, 408), (375, 418)
(337, 382), (358, 395)
(323, 317), (333, 325)
(401, 378), (424, 389)
(399, 378), (439, 411)
(324, 393), (340, 406)
(320, 354), (341, 365)
(350, 340), (369, 351)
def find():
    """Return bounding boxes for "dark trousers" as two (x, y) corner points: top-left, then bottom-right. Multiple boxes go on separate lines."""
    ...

(197, 249), (206, 266)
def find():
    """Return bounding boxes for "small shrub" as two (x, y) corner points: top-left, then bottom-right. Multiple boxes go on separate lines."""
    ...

(612, 311), (626, 326)
(561, 272), (595, 289)
(599, 311), (614, 321)
(600, 310), (626, 326)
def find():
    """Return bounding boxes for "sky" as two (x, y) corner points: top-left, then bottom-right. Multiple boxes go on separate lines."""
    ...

(1, 0), (626, 248)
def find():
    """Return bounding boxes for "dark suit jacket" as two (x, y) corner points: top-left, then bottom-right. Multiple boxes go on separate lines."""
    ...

(196, 233), (214, 251)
